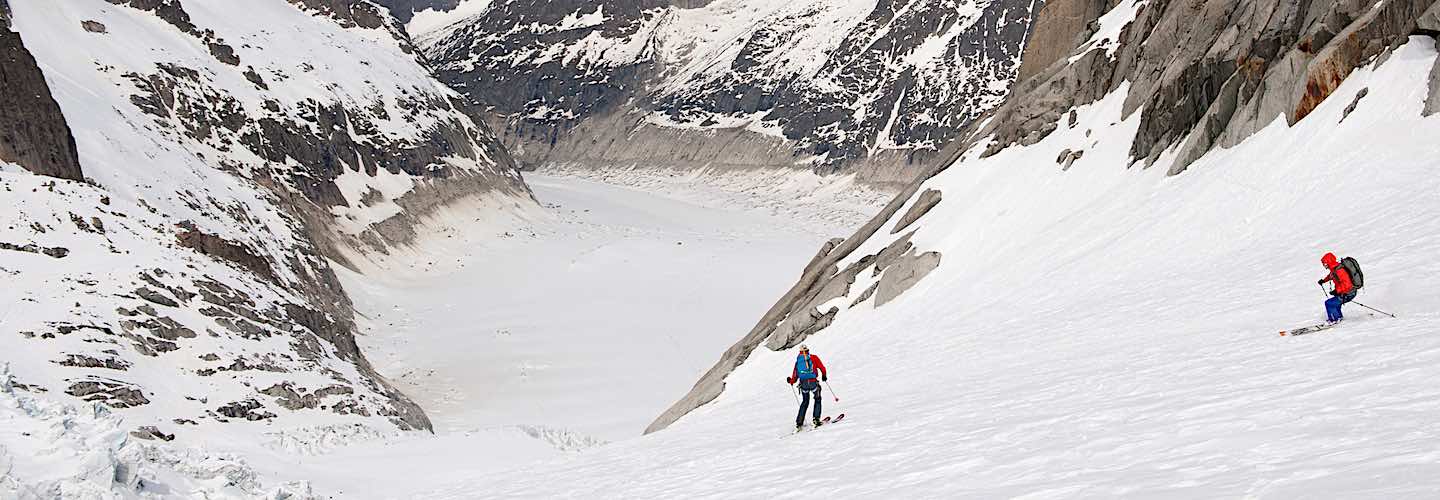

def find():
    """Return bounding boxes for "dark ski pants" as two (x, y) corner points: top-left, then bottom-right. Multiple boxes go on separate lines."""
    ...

(1326, 291), (1356, 322)
(796, 379), (822, 426)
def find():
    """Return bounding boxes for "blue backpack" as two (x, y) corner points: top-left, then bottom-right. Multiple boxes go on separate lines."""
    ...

(795, 354), (817, 380)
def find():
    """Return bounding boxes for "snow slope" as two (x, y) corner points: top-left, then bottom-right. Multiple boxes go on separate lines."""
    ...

(417, 37), (1440, 498)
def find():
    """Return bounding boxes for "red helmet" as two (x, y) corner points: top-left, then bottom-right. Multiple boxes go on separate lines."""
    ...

(1321, 252), (1339, 269)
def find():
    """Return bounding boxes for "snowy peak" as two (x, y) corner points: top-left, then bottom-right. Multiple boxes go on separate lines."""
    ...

(415, 0), (1042, 185)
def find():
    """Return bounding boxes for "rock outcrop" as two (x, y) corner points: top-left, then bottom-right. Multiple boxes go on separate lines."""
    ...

(413, 0), (1044, 187)
(978, 0), (1438, 174)
(646, 152), (957, 433)
(0, 7), (83, 181)
(1015, 0), (1112, 82)
(1427, 37), (1440, 116)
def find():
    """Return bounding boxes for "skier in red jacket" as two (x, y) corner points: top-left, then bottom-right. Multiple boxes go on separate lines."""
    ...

(786, 344), (827, 430)
(1318, 252), (1356, 323)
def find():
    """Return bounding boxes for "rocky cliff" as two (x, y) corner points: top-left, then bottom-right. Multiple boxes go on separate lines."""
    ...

(0, 0), (531, 444)
(648, 0), (1440, 432)
(0, 0), (83, 181)
(397, 0), (1044, 187)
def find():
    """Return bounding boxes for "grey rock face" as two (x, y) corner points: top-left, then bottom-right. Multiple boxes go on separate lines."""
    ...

(422, 0), (1044, 185)
(874, 249), (942, 307)
(0, 24), (83, 181)
(1015, 0), (1111, 82)
(1421, 2), (1440, 33)
(1427, 38), (1440, 116)
(892, 189), (942, 235)
(978, 0), (1438, 174)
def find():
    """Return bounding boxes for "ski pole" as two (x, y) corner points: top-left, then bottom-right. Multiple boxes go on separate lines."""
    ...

(1352, 301), (1397, 318)
(791, 384), (800, 404)
(823, 380), (839, 402)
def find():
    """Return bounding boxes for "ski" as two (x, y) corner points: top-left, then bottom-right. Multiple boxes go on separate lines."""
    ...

(785, 414), (846, 437)
(1279, 323), (1337, 336)
(813, 414), (846, 428)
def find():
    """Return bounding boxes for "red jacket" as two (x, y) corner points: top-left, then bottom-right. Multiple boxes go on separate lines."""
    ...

(790, 354), (827, 382)
(1321, 253), (1355, 295)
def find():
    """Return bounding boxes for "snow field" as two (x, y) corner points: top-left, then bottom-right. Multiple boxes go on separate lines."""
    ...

(418, 37), (1440, 498)
(340, 173), (860, 440)
(221, 170), (877, 497)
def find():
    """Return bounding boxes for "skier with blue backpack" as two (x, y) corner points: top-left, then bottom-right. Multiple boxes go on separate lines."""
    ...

(786, 344), (828, 431)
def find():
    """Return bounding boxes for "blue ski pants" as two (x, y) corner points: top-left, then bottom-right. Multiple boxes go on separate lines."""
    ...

(796, 379), (822, 426)
(1326, 291), (1356, 322)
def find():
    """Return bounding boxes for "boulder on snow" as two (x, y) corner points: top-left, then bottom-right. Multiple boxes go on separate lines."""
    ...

(1340, 87), (1369, 122)
(66, 379), (150, 408)
(873, 231), (917, 275)
(875, 249), (943, 307)
(1058, 149), (1086, 171)
(130, 425), (175, 441)
(891, 189), (942, 235)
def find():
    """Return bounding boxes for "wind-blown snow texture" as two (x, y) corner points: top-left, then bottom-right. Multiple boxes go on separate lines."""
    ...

(424, 37), (1440, 498)
(407, 0), (1043, 184)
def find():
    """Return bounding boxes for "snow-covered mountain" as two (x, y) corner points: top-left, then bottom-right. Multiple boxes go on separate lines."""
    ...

(5, 0), (1439, 495)
(393, 0), (1043, 186)
(0, 0), (531, 493)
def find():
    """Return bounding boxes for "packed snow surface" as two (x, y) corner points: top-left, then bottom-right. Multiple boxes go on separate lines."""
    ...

(404, 38), (1440, 498)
